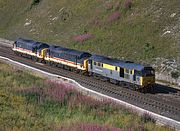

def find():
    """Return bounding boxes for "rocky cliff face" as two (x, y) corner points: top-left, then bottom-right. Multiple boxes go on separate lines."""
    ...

(152, 58), (179, 86)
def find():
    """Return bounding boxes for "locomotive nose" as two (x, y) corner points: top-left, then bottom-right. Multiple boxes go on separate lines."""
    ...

(143, 76), (155, 87)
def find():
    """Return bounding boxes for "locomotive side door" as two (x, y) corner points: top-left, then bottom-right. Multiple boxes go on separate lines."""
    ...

(133, 70), (136, 81)
(41, 48), (48, 59)
(134, 70), (141, 85)
(75, 56), (77, 65)
(120, 67), (124, 78)
(89, 60), (92, 70)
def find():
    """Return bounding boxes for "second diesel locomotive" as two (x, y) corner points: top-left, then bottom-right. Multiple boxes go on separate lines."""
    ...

(12, 38), (155, 92)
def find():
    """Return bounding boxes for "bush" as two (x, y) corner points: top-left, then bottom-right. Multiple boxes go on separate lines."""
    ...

(57, 123), (122, 131)
(31, 0), (41, 6)
(124, 0), (133, 9)
(144, 43), (154, 52)
(73, 33), (93, 43)
(171, 71), (179, 79)
(107, 11), (121, 24)
(141, 113), (156, 123)
(143, 43), (155, 59)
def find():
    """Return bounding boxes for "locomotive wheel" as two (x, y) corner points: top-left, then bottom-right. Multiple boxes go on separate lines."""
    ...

(41, 59), (46, 64)
(89, 72), (93, 76)
(32, 57), (38, 62)
(151, 86), (155, 93)
(13, 51), (18, 55)
(17, 52), (22, 56)
(110, 79), (118, 85)
(57, 64), (63, 68)
(48, 61), (52, 66)
(75, 69), (80, 74)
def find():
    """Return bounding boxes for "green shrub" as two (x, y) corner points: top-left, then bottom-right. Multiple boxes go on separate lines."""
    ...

(171, 71), (179, 79)
(141, 113), (156, 123)
(30, 0), (41, 9)
(0, 62), (173, 130)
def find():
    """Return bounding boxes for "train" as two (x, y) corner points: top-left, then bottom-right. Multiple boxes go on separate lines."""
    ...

(12, 38), (155, 92)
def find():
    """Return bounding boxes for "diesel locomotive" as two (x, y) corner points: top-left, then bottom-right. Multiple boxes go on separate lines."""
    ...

(12, 38), (155, 92)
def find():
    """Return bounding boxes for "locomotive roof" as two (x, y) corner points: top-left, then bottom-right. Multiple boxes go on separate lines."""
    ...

(49, 46), (91, 58)
(16, 38), (36, 45)
(90, 55), (145, 71)
(16, 38), (49, 48)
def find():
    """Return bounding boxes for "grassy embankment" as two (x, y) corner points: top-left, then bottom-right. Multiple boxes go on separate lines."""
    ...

(0, 61), (174, 130)
(0, 0), (179, 63)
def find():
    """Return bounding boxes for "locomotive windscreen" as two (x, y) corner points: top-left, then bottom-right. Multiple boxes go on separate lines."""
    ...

(143, 67), (155, 77)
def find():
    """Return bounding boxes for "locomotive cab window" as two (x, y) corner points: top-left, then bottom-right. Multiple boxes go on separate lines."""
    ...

(115, 67), (117, 71)
(143, 68), (155, 77)
(136, 71), (142, 76)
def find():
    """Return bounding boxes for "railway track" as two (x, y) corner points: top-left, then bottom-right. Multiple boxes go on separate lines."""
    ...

(0, 44), (180, 122)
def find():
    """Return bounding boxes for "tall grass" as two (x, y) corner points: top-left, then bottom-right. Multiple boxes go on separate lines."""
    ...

(0, 62), (174, 130)
(0, 0), (179, 63)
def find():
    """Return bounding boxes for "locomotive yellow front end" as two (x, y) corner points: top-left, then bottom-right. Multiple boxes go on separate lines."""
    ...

(83, 59), (89, 72)
(141, 67), (155, 89)
(141, 75), (155, 87)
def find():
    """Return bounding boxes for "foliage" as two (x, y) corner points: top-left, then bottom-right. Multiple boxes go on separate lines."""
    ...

(0, 62), (174, 130)
(143, 42), (155, 59)
(73, 33), (93, 43)
(171, 71), (179, 79)
(57, 123), (123, 131)
(30, 0), (41, 10)
(124, 0), (132, 9)
(141, 113), (156, 123)
(0, 0), (179, 63)
(31, 0), (41, 6)
(107, 11), (121, 24)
